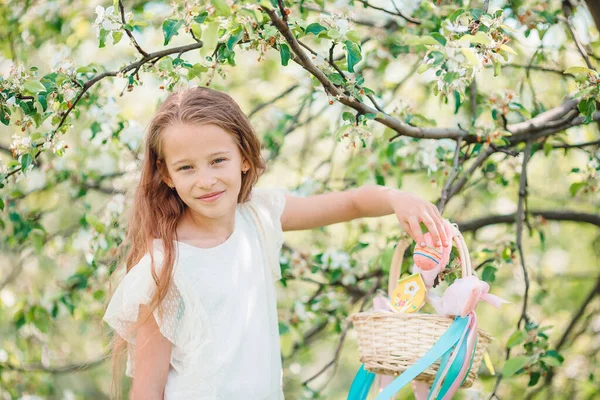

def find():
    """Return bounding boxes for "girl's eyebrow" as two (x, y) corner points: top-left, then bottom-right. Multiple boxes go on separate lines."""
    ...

(171, 151), (232, 166)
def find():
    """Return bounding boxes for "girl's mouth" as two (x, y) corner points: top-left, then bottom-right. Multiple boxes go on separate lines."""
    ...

(197, 191), (224, 202)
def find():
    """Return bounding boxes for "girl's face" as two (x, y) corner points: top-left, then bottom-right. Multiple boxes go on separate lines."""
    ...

(160, 122), (250, 219)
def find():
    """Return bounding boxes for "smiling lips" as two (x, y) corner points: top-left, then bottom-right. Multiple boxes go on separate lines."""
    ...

(197, 191), (224, 202)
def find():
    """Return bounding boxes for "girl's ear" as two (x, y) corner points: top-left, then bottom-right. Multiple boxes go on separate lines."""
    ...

(241, 159), (250, 173)
(157, 160), (174, 188)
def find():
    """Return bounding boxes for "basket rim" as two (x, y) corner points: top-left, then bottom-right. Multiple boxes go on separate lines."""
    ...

(348, 311), (494, 341)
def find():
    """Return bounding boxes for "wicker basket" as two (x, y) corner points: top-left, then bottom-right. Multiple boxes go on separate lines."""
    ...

(348, 227), (493, 388)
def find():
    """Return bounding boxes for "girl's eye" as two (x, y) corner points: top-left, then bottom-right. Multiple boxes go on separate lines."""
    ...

(178, 165), (192, 171)
(213, 158), (227, 164)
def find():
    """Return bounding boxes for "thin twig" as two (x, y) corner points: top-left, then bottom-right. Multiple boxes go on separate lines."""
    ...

(118, 0), (148, 57)
(5, 41), (204, 179)
(516, 141), (533, 329)
(248, 84), (299, 118)
(356, 0), (422, 24)
(438, 137), (463, 213)
(303, 275), (382, 387)
(2, 354), (108, 373)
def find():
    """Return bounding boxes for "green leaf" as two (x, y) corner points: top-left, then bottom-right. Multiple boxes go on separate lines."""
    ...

(417, 63), (430, 74)
(540, 355), (563, 367)
(85, 214), (105, 233)
(481, 265), (497, 283)
(448, 9), (464, 22)
(76, 66), (95, 74)
(346, 29), (361, 44)
(193, 11), (209, 24)
(453, 91), (462, 114)
(24, 80), (46, 94)
(342, 112), (354, 123)
(0, 197), (4, 211)
(99, 28), (109, 48)
(14, 308), (26, 329)
(500, 44), (517, 55)
(564, 66), (598, 77)
(30, 229), (46, 253)
(493, 60), (501, 77)
(349, 241), (369, 253)
(0, 105), (10, 125)
(227, 25), (244, 50)
(502, 355), (533, 378)
(200, 21), (220, 56)
(344, 40), (362, 73)
(278, 322), (290, 334)
(506, 330), (526, 348)
(542, 350), (564, 366)
(217, 45), (236, 66)
(212, 0), (231, 17)
(577, 98), (596, 123)
(188, 63), (208, 80)
(162, 19), (184, 46)
(21, 153), (33, 170)
(279, 43), (290, 66)
(305, 23), (327, 36)
(375, 169), (385, 185)
(569, 181), (586, 196)
(112, 30), (123, 45)
(528, 371), (541, 387)
(460, 31), (491, 45)
(431, 33), (447, 46)
(406, 35), (440, 46)
(543, 141), (553, 156)
(461, 48), (480, 67)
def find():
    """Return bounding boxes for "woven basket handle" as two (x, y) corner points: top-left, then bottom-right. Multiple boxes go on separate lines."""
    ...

(387, 239), (412, 298)
(387, 223), (472, 298)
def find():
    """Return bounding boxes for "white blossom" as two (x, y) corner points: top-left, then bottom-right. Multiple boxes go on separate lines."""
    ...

(336, 19), (350, 34)
(73, 229), (93, 251)
(294, 301), (307, 320)
(106, 194), (126, 215)
(119, 120), (144, 150)
(341, 273), (357, 286)
(320, 250), (351, 270)
(0, 289), (15, 308)
(24, 169), (47, 192)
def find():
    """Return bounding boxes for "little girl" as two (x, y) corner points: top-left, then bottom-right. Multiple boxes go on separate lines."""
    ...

(102, 86), (448, 400)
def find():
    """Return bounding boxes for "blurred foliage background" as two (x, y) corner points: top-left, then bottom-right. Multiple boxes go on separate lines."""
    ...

(0, 0), (599, 399)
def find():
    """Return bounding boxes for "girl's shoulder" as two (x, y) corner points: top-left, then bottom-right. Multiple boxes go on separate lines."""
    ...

(244, 187), (287, 217)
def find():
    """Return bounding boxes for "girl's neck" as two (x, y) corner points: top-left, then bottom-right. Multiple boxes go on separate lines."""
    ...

(177, 207), (237, 243)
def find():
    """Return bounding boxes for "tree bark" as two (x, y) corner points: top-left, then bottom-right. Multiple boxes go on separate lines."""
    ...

(585, 0), (600, 32)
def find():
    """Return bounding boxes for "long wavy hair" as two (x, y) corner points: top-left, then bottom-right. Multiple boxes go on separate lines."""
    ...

(106, 86), (266, 399)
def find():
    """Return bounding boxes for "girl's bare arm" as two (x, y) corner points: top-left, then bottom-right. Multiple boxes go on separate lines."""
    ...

(129, 305), (172, 400)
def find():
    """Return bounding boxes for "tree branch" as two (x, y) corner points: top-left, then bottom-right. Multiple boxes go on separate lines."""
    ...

(438, 137), (463, 213)
(516, 141), (533, 329)
(356, 0), (422, 24)
(2, 354), (107, 373)
(118, 0), (148, 57)
(457, 210), (600, 232)
(302, 275), (382, 387)
(248, 84), (300, 118)
(5, 41), (204, 180)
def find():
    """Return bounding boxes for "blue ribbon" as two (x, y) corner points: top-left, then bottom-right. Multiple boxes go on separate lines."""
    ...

(374, 316), (470, 400)
(348, 364), (376, 400)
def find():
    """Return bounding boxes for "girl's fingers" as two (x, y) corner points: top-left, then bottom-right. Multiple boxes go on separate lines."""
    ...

(428, 205), (448, 246)
(420, 213), (443, 248)
(407, 216), (424, 245)
(400, 221), (413, 241)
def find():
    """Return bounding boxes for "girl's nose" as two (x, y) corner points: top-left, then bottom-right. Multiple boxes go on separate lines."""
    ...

(196, 175), (217, 188)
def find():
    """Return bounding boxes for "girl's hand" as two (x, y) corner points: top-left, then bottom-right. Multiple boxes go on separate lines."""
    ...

(389, 191), (449, 249)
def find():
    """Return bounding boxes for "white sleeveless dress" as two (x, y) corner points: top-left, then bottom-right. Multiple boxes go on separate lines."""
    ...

(103, 188), (287, 399)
